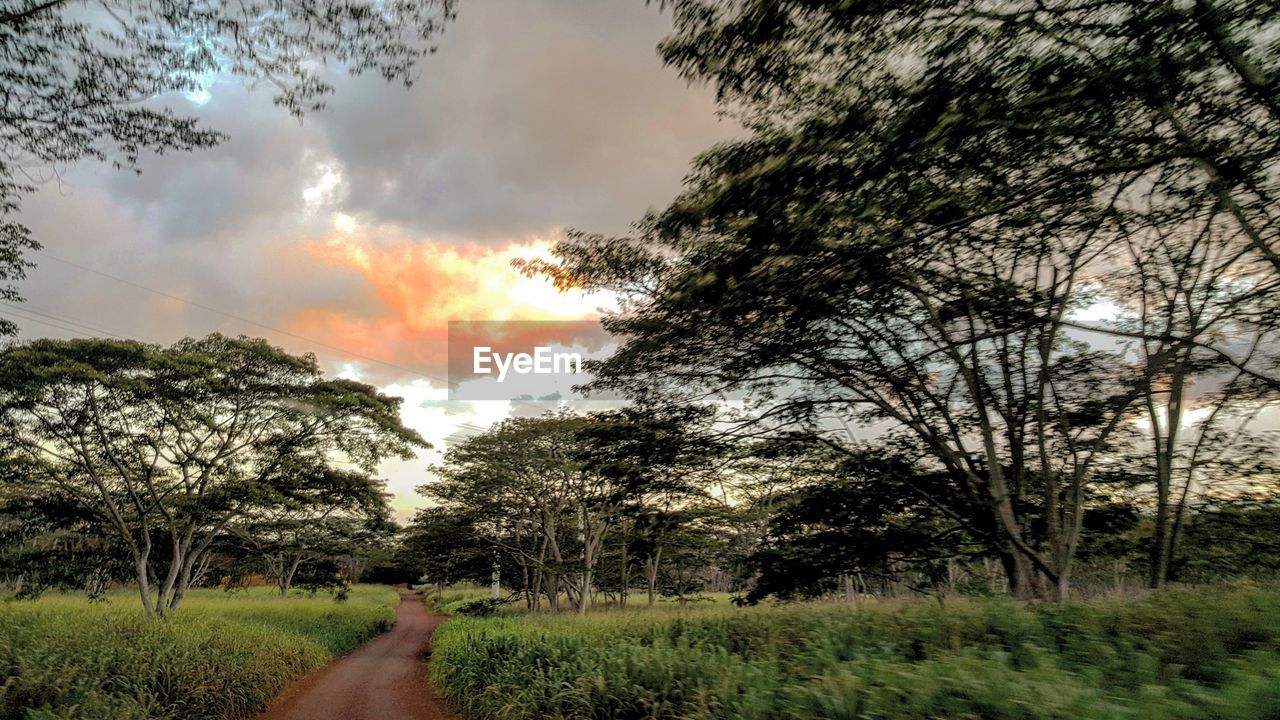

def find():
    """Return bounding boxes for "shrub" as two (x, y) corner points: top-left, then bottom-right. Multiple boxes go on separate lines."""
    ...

(452, 598), (509, 617)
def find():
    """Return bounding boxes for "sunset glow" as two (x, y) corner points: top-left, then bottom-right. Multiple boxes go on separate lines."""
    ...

(290, 214), (607, 376)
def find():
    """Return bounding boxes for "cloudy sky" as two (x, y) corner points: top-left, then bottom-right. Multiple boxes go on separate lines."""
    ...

(10, 0), (733, 521)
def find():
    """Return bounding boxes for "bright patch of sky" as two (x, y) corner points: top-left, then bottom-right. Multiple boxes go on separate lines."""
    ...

(302, 159), (348, 211)
(374, 376), (516, 521)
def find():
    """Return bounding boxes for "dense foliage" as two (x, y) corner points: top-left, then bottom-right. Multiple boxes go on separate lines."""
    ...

(414, 407), (724, 612)
(523, 0), (1280, 600)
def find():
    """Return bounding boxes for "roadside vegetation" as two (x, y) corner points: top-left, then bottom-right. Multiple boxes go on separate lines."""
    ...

(419, 585), (493, 614)
(432, 586), (1280, 720)
(0, 585), (398, 720)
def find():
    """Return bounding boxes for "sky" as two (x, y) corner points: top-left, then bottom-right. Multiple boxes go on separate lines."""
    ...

(9, 0), (734, 522)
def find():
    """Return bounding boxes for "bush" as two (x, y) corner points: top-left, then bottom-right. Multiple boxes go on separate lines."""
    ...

(0, 585), (398, 720)
(452, 598), (509, 617)
(431, 587), (1280, 720)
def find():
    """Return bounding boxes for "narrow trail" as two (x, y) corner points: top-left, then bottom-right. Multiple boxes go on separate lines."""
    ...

(256, 590), (457, 720)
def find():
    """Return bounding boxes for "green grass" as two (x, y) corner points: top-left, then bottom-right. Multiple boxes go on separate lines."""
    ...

(431, 586), (1280, 719)
(417, 585), (493, 614)
(0, 585), (398, 720)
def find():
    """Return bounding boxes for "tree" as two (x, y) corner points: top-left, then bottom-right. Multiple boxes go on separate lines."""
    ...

(573, 404), (720, 607)
(425, 413), (587, 611)
(0, 0), (456, 329)
(230, 468), (392, 595)
(747, 449), (981, 603)
(0, 481), (131, 598)
(401, 505), (492, 595)
(424, 407), (719, 613)
(527, 0), (1280, 599)
(0, 334), (426, 615)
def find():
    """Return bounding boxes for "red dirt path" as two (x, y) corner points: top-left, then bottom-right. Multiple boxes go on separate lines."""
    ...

(256, 590), (457, 720)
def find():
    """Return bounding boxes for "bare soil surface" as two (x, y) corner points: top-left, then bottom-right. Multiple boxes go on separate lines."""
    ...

(256, 590), (457, 720)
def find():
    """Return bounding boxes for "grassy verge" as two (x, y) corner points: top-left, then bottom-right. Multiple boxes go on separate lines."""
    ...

(417, 585), (493, 614)
(0, 584), (398, 720)
(432, 586), (1280, 719)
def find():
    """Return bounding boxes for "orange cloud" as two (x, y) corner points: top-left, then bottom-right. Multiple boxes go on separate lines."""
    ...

(289, 214), (604, 378)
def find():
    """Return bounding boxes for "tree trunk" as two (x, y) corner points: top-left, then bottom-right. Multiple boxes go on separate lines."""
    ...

(281, 556), (302, 596)
(1002, 549), (1037, 600)
(619, 533), (630, 608)
(645, 546), (662, 606)
(578, 567), (592, 615)
(134, 551), (156, 618)
(168, 548), (203, 611)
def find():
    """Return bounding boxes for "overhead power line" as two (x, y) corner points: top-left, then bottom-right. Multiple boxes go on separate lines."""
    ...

(0, 301), (135, 341)
(0, 308), (117, 340)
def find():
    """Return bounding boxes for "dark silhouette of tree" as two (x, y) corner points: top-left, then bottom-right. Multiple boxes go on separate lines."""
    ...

(525, 0), (1280, 598)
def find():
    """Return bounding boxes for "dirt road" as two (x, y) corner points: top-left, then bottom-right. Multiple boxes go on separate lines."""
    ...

(256, 590), (456, 720)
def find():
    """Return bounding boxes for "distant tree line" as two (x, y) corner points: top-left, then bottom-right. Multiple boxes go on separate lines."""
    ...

(402, 410), (1280, 608)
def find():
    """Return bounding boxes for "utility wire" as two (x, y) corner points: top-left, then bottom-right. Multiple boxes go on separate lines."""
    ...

(0, 301), (135, 341)
(0, 308), (107, 339)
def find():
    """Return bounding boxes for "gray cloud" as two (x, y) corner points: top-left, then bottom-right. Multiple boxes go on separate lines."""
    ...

(78, 0), (729, 247)
(315, 0), (729, 240)
(6, 0), (728, 519)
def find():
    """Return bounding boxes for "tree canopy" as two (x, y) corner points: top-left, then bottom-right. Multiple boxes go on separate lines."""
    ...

(522, 0), (1280, 599)
(0, 333), (426, 614)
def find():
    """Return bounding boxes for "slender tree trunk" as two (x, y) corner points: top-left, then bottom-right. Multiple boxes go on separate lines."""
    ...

(1002, 549), (1037, 600)
(281, 556), (302, 596)
(134, 551), (156, 618)
(645, 545), (662, 606)
(579, 567), (592, 615)
(169, 549), (201, 611)
(154, 544), (187, 617)
(1147, 365), (1186, 589)
(619, 531), (630, 608)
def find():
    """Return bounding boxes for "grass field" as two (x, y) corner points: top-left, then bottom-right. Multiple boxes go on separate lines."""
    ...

(417, 585), (493, 614)
(431, 585), (1280, 720)
(0, 585), (398, 720)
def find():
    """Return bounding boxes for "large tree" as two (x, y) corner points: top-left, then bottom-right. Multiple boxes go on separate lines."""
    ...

(528, 0), (1280, 598)
(0, 0), (455, 331)
(0, 334), (426, 615)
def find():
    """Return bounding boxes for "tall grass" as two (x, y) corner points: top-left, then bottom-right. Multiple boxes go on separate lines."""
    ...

(0, 585), (398, 720)
(432, 586), (1280, 719)
(417, 585), (494, 614)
